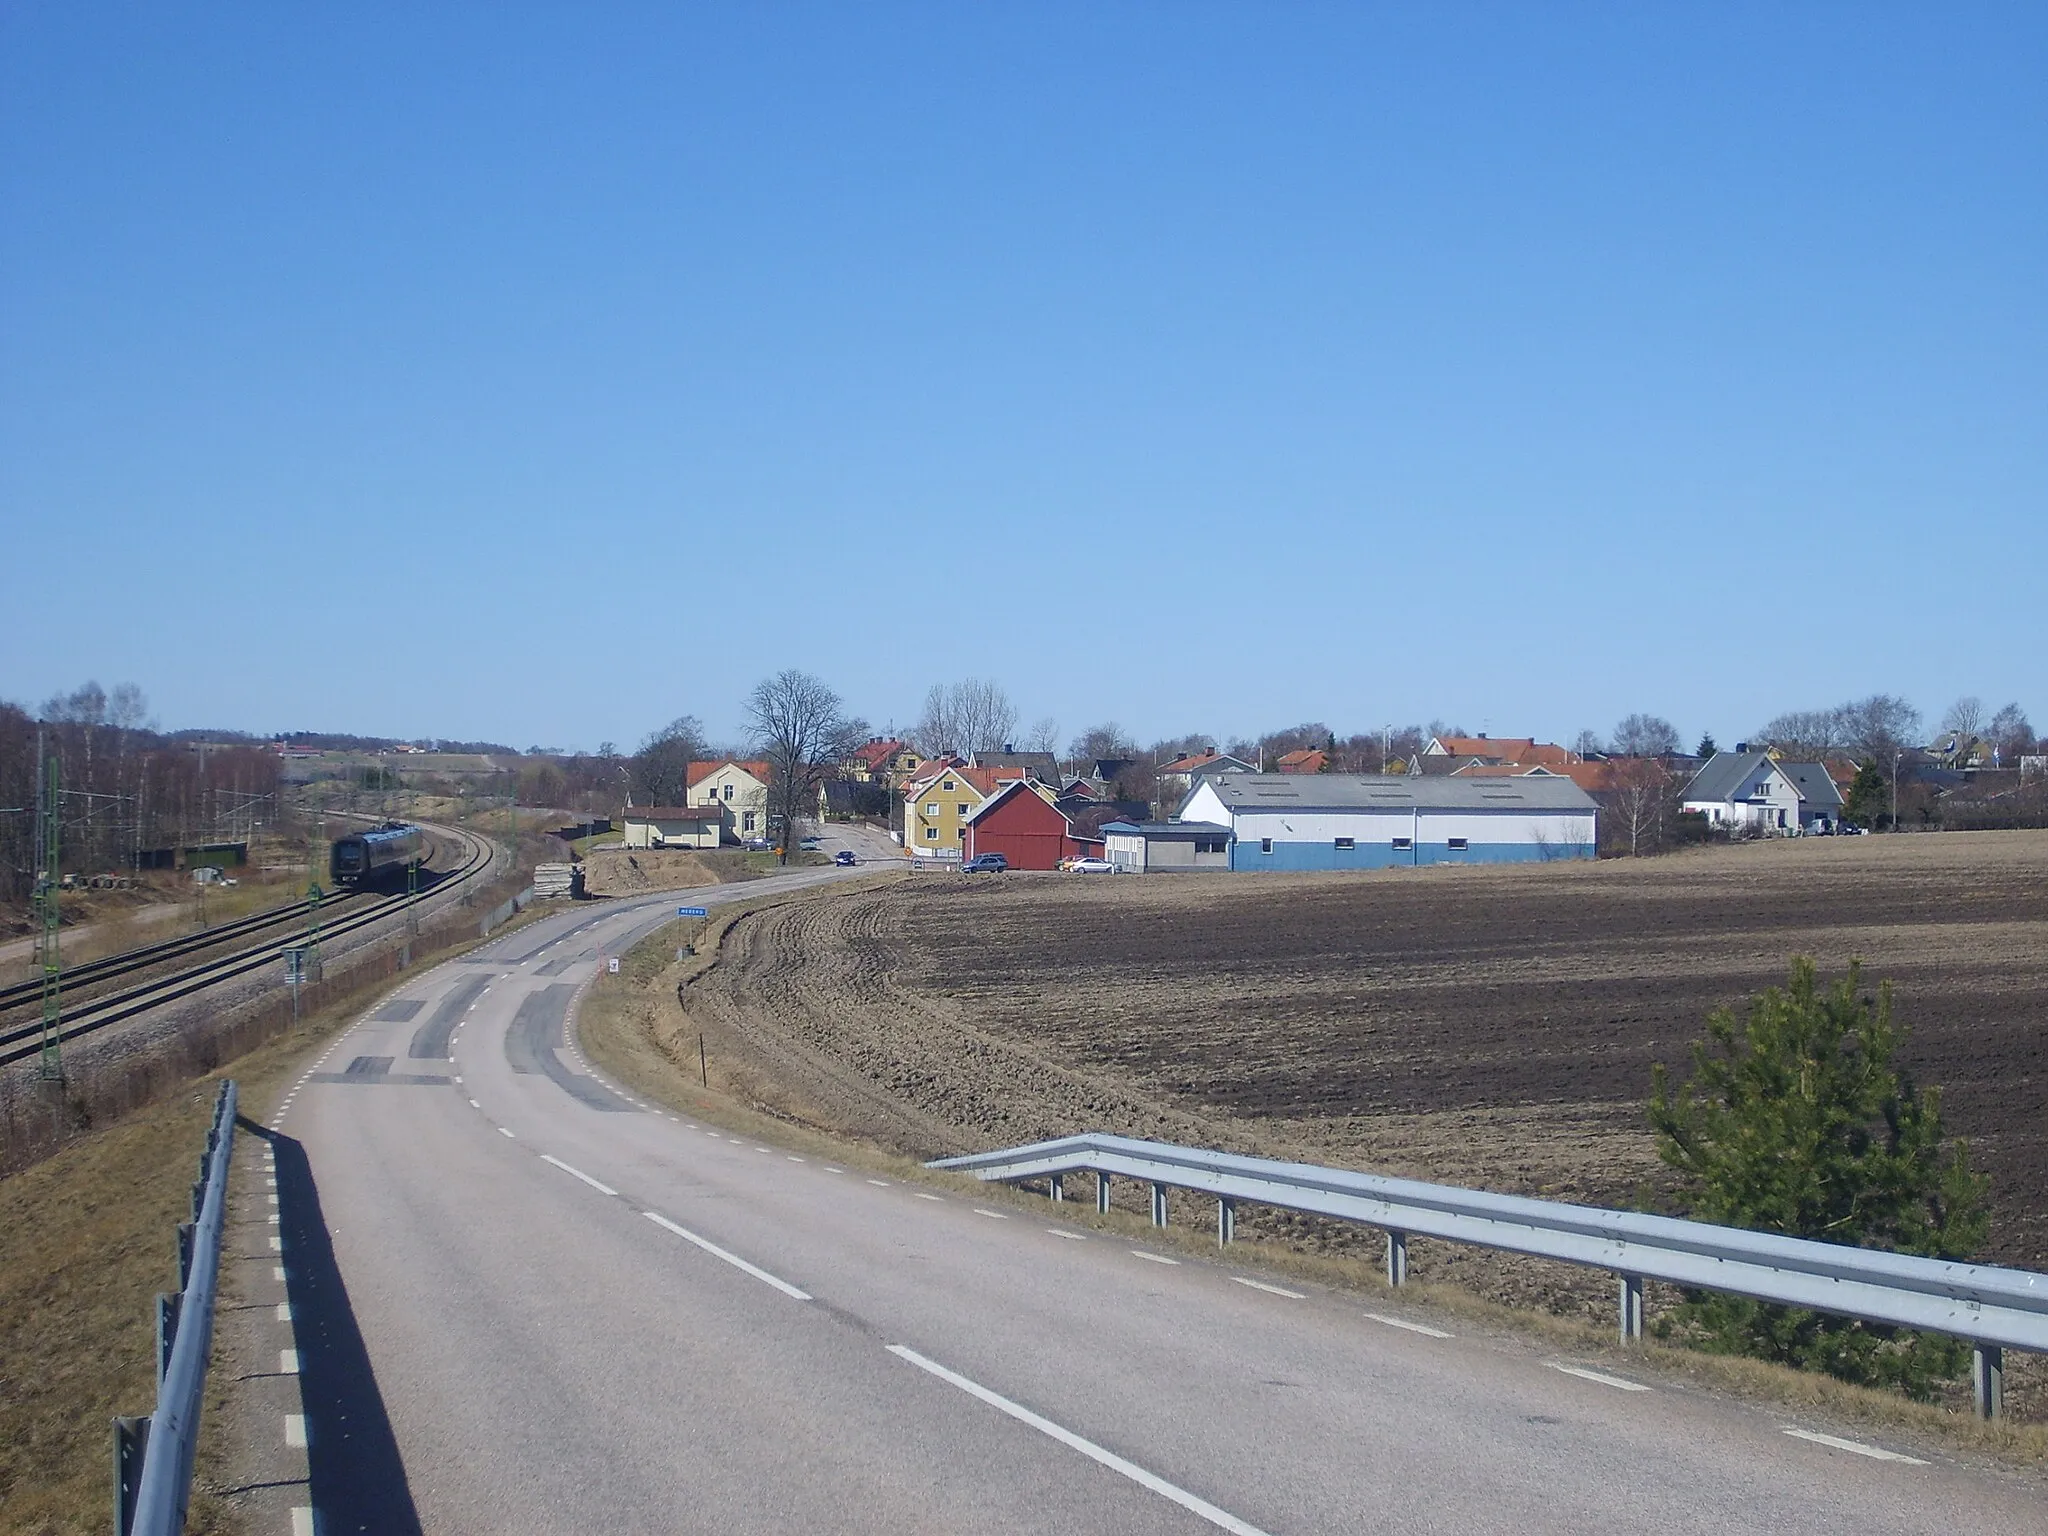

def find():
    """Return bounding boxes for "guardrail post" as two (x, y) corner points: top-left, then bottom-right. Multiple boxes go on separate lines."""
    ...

(176, 1223), (195, 1290)
(1048, 1173), (1063, 1203)
(112, 1414), (150, 1535)
(1974, 1344), (2004, 1419)
(1218, 1197), (1236, 1246)
(1619, 1273), (1645, 1344)
(1150, 1183), (1168, 1227)
(155, 1293), (181, 1386)
(1096, 1172), (1111, 1215)
(1386, 1230), (1408, 1287)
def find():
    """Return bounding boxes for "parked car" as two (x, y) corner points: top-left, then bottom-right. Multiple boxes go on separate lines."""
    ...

(963, 853), (1009, 873)
(799, 836), (823, 850)
(833, 849), (857, 866)
(744, 837), (774, 851)
(1066, 857), (1115, 874)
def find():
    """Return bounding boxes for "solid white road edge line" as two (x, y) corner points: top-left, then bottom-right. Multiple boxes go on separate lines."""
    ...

(1548, 1363), (1651, 1392)
(541, 1154), (619, 1197)
(643, 1212), (812, 1300)
(885, 1345), (1273, 1536)
(1362, 1312), (1451, 1339)
(1231, 1277), (1305, 1299)
(1781, 1428), (1927, 1465)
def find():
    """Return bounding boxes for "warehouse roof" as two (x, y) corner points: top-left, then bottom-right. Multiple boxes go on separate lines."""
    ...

(1193, 774), (1598, 813)
(1100, 820), (1233, 841)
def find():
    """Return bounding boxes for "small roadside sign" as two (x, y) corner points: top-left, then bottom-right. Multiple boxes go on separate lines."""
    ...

(677, 906), (708, 917)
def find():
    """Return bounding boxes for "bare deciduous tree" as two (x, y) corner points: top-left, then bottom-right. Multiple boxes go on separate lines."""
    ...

(630, 715), (707, 807)
(1605, 756), (1676, 857)
(1024, 716), (1061, 756)
(1572, 728), (1605, 758)
(746, 670), (855, 864)
(1611, 713), (1680, 758)
(1940, 696), (1985, 740)
(915, 678), (1018, 756)
(1838, 694), (1922, 760)
(1987, 702), (2035, 760)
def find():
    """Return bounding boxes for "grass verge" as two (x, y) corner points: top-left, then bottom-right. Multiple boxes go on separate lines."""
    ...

(576, 882), (2048, 1474)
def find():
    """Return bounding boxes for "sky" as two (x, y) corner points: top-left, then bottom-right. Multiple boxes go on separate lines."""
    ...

(3, 4), (2043, 754)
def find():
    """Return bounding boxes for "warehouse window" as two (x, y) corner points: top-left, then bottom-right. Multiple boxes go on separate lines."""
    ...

(1448, 837), (1469, 851)
(1334, 837), (1355, 851)
(1260, 837), (1273, 854)
(1392, 836), (1413, 850)
(1196, 840), (1225, 854)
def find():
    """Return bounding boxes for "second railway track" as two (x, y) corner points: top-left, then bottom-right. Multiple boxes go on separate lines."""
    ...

(0, 824), (499, 1070)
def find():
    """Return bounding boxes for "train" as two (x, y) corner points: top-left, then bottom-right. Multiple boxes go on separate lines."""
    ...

(329, 822), (429, 888)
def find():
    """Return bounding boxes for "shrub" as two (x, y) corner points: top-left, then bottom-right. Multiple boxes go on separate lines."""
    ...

(1647, 958), (1989, 1396)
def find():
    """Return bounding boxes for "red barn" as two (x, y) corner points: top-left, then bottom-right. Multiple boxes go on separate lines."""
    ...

(962, 781), (1105, 871)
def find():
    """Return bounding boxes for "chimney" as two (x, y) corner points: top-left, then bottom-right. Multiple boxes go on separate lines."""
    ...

(1733, 743), (1747, 754)
(1002, 742), (1014, 753)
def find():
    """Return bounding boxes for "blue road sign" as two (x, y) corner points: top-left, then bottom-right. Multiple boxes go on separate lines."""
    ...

(677, 906), (708, 917)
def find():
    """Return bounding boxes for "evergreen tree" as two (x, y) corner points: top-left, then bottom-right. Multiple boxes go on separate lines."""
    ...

(1695, 731), (1718, 758)
(1842, 761), (1886, 828)
(1648, 958), (1989, 1395)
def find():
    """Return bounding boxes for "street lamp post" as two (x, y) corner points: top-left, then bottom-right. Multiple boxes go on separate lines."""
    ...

(1891, 750), (1902, 832)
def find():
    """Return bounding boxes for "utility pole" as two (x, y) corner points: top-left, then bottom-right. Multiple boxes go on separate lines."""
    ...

(304, 811), (325, 980)
(34, 745), (65, 1081)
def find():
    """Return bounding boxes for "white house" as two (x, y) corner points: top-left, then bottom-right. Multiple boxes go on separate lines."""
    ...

(1177, 774), (1597, 870)
(621, 807), (724, 850)
(1681, 751), (1845, 833)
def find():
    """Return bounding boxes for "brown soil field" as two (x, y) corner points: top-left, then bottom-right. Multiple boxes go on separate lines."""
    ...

(665, 830), (2048, 1413)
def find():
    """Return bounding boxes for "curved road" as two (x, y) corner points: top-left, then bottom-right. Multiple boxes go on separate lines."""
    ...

(234, 873), (2044, 1534)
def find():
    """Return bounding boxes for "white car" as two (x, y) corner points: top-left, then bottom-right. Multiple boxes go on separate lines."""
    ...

(1067, 857), (1116, 874)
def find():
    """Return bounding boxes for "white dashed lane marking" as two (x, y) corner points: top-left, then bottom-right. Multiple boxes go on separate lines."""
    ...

(643, 1212), (812, 1301)
(1781, 1428), (1927, 1464)
(887, 1346), (1272, 1536)
(541, 1155), (618, 1197)
(1363, 1312), (1451, 1339)
(1231, 1277), (1304, 1299)
(1131, 1252), (1179, 1266)
(1549, 1364), (1650, 1392)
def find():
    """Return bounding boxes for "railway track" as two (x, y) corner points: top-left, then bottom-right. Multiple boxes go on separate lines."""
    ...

(0, 825), (497, 1071)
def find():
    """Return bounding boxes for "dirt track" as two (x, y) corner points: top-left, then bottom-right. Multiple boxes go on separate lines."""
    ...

(667, 831), (2048, 1404)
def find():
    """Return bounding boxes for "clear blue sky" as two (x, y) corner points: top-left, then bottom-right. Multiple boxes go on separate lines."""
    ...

(4, 4), (2042, 753)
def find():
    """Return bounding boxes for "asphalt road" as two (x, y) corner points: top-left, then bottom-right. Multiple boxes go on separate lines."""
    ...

(250, 875), (2045, 1534)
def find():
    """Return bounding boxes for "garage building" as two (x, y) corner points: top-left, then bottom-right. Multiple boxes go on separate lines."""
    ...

(1101, 821), (1233, 873)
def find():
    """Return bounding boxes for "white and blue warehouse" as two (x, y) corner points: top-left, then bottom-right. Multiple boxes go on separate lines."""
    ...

(1176, 774), (1598, 871)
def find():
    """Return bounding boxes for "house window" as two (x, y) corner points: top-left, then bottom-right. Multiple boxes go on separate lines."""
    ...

(957, 804), (970, 817)
(1260, 837), (1273, 854)
(925, 803), (939, 817)
(1392, 836), (1413, 850)
(1334, 837), (1355, 851)
(942, 779), (955, 791)
(723, 784), (733, 800)
(925, 827), (938, 841)
(1448, 836), (1469, 851)
(743, 812), (756, 832)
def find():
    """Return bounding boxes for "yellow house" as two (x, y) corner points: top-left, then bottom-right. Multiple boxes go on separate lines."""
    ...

(903, 761), (1003, 855)
(687, 760), (773, 842)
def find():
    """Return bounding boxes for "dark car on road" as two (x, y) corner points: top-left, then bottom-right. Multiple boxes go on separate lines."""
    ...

(963, 853), (1009, 873)
(833, 849), (857, 866)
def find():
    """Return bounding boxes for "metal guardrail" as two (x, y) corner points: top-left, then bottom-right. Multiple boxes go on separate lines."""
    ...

(115, 1079), (238, 1535)
(931, 1132), (2045, 1418)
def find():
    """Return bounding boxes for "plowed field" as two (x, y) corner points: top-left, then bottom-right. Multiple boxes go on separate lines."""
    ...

(675, 831), (2048, 1373)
